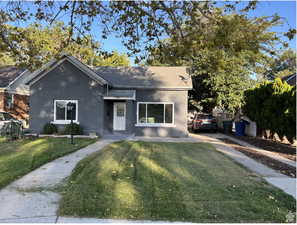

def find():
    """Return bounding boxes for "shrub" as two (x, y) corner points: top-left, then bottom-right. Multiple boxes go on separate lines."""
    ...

(42, 123), (58, 134)
(243, 78), (296, 142)
(63, 123), (83, 135)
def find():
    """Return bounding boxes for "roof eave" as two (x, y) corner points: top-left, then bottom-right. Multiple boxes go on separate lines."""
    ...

(111, 85), (192, 90)
(25, 54), (108, 86)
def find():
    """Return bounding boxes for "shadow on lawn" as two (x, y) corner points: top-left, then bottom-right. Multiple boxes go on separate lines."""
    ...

(59, 141), (296, 223)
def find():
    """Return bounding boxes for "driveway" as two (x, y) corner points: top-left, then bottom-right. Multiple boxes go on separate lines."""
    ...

(0, 133), (295, 223)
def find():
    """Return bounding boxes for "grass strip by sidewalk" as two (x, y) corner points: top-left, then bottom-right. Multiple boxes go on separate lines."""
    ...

(58, 141), (296, 223)
(0, 137), (97, 189)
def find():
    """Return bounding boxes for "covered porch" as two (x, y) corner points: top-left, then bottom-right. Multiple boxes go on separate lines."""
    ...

(103, 89), (136, 135)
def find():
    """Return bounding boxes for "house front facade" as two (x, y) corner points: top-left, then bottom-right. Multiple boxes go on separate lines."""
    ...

(0, 66), (29, 126)
(17, 54), (192, 137)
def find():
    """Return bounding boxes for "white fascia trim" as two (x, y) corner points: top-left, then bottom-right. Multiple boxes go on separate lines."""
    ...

(135, 123), (176, 128)
(27, 58), (67, 86)
(103, 96), (135, 100)
(286, 74), (296, 82)
(112, 85), (192, 90)
(66, 56), (108, 85)
(27, 56), (108, 86)
(5, 89), (30, 96)
(7, 69), (29, 88)
(0, 88), (29, 96)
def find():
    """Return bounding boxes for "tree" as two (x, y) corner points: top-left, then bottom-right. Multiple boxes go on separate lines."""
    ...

(263, 49), (296, 80)
(94, 51), (130, 67)
(243, 78), (296, 142)
(145, 11), (280, 113)
(0, 1), (295, 112)
(0, 22), (130, 69)
(0, 51), (15, 66)
(0, 1), (294, 62)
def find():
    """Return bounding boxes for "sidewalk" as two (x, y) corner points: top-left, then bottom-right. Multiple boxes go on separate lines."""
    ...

(191, 133), (296, 199)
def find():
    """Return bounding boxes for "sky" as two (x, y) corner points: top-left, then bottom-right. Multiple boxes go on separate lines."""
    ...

(98, 1), (296, 64)
(99, 2), (296, 48)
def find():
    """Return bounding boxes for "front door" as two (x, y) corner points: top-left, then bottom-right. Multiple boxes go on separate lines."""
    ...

(113, 102), (126, 131)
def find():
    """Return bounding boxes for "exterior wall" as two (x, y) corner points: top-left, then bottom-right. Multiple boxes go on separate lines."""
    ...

(29, 61), (105, 135)
(103, 90), (189, 137)
(132, 89), (189, 137)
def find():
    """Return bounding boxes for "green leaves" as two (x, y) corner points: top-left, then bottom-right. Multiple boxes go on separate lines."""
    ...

(0, 22), (130, 69)
(243, 79), (296, 142)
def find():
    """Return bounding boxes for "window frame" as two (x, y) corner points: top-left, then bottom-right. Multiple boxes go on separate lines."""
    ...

(136, 102), (175, 127)
(5, 93), (14, 109)
(53, 100), (78, 124)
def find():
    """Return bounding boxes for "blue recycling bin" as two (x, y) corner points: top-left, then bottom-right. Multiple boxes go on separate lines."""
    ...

(235, 120), (249, 136)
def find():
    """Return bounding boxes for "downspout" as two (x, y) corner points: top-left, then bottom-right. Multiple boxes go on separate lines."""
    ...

(106, 83), (109, 96)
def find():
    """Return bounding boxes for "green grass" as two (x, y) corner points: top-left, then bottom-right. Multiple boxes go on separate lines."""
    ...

(58, 141), (296, 223)
(0, 137), (97, 189)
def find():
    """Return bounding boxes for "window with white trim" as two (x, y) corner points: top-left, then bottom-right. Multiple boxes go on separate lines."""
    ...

(6, 93), (14, 109)
(54, 100), (78, 123)
(137, 102), (174, 125)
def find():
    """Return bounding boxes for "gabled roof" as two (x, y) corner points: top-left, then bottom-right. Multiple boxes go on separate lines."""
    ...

(0, 66), (26, 88)
(24, 54), (108, 86)
(282, 73), (296, 86)
(95, 66), (192, 90)
(9, 54), (192, 91)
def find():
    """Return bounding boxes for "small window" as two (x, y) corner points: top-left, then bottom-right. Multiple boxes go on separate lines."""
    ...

(137, 102), (174, 126)
(54, 100), (78, 123)
(5, 93), (14, 109)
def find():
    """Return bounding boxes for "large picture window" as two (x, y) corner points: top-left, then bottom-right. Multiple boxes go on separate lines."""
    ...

(137, 102), (174, 126)
(54, 100), (78, 123)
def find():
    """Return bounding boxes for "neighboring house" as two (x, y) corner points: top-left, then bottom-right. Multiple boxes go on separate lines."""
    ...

(0, 66), (29, 126)
(281, 73), (296, 86)
(15, 54), (192, 137)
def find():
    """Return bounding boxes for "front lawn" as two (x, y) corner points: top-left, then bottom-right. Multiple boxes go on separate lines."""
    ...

(58, 141), (296, 223)
(0, 137), (97, 189)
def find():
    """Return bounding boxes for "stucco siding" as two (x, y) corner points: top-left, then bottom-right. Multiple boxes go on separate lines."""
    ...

(29, 61), (105, 135)
(133, 89), (189, 137)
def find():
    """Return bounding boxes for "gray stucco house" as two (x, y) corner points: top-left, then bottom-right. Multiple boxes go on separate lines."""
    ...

(14, 54), (192, 137)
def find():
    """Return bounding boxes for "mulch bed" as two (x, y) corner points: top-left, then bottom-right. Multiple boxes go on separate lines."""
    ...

(226, 134), (296, 161)
(218, 138), (296, 178)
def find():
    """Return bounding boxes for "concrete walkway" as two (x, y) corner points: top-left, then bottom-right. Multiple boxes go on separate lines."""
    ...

(0, 138), (117, 223)
(190, 133), (296, 199)
(0, 133), (295, 223)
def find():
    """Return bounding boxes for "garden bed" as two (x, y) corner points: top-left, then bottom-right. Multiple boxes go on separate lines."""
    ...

(218, 138), (296, 178)
(226, 134), (296, 161)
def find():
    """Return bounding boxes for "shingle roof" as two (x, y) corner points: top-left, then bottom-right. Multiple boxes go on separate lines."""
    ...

(94, 66), (192, 89)
(0, 66), (25, 88)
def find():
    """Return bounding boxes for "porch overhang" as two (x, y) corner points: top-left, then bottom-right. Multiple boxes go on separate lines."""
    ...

(103, 89), (136, 100)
